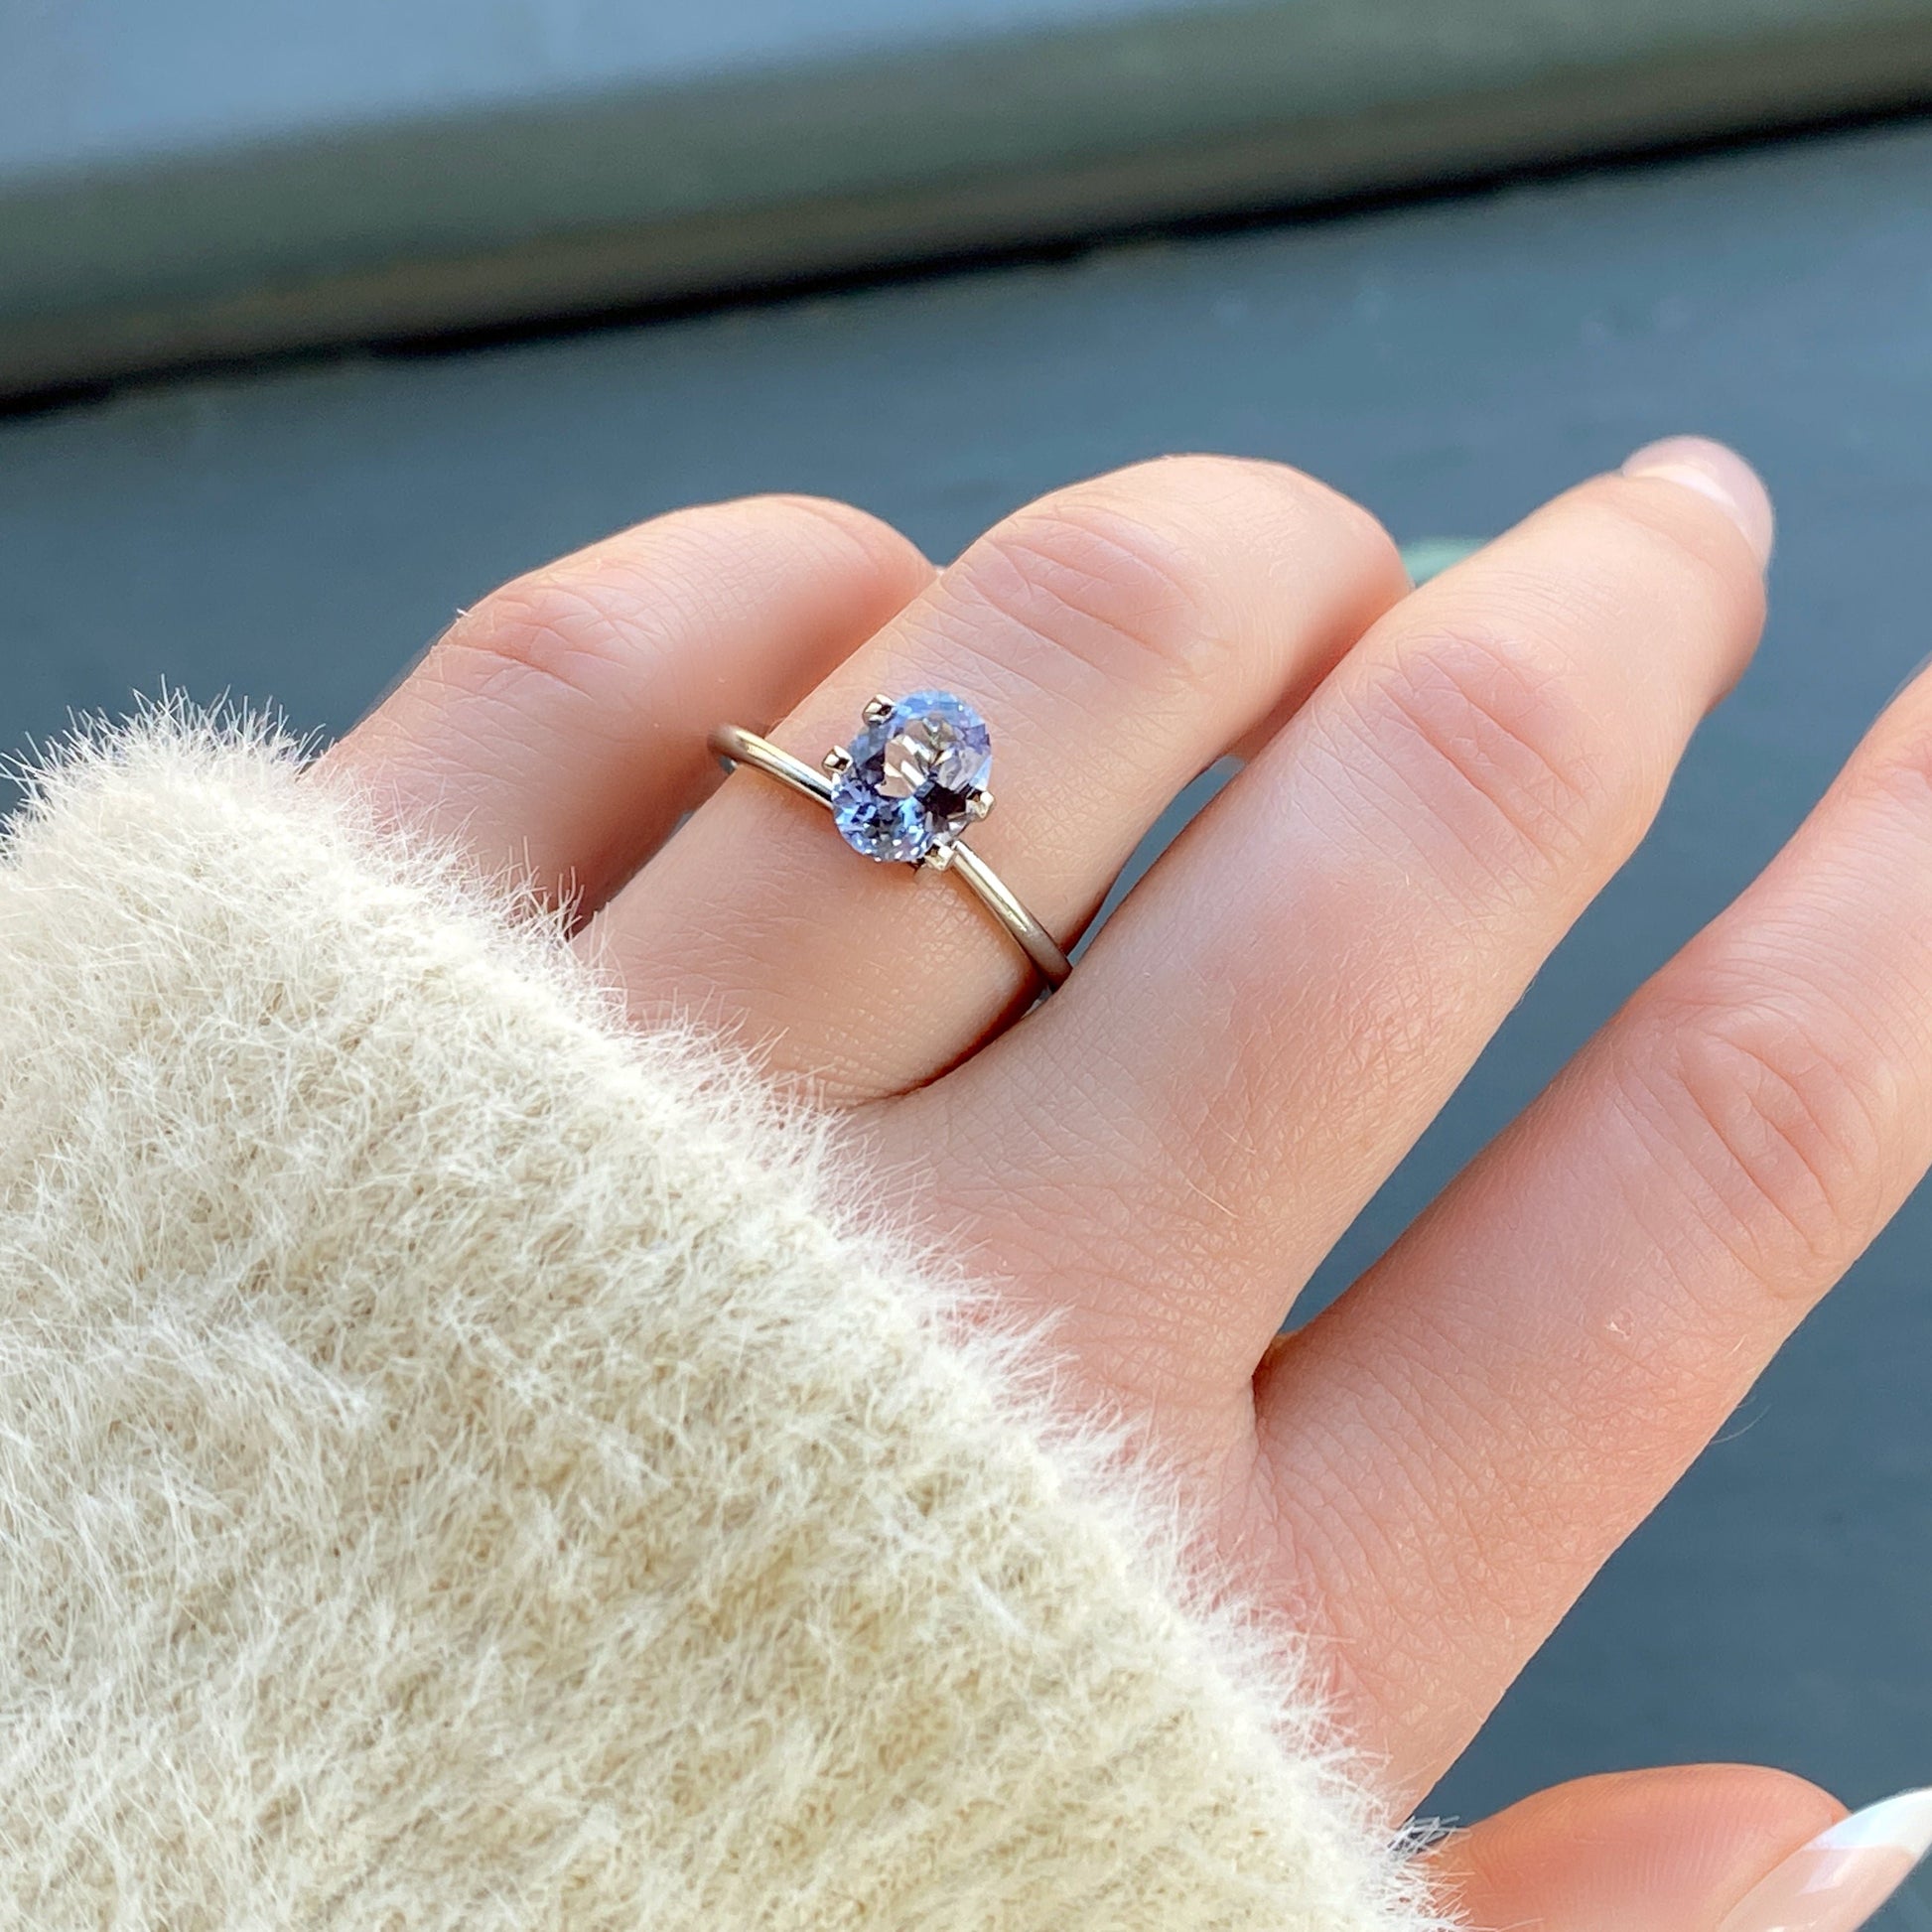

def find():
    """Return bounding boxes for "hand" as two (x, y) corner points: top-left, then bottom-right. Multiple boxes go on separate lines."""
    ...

(329, 438), (1929, 1931)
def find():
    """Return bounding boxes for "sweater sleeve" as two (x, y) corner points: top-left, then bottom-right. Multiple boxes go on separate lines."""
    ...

(0, 716), (1445, 1932)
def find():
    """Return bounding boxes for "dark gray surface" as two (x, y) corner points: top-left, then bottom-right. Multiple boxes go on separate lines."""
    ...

(4, 112), (1931, 1879)
(14, 0), (1932, 394)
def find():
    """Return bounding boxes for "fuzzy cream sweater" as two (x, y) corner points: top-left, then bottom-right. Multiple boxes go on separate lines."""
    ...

(0, 718), (1443, 1931)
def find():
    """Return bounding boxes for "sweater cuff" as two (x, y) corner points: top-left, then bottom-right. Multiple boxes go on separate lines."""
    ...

(0, 717), (1441, 1931)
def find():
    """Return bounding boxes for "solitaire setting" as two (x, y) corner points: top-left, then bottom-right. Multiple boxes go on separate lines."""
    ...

(707, 694), (1070, 989)
(824, 689), (994, 869)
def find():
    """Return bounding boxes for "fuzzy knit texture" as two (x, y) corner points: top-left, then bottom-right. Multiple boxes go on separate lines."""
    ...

(0, 716), (1445, 1931)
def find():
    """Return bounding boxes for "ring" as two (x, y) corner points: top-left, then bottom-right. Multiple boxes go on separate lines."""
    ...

(709, 690), (1072, 990)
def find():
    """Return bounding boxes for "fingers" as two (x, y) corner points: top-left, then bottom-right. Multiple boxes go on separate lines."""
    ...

(1429, 1766), (1848, 1932)
(325, 494), (931, 910)
(592, 455), (1406, 1098)
(1257, 645), (1932, 1799)
(919, 442), (1769, 1421)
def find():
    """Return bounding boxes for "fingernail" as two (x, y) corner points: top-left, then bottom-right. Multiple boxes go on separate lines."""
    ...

(1718, 1788), (1932, 1932)
(1622, 435), (1776, 569)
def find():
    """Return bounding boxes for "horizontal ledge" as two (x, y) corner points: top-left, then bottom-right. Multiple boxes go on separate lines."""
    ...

(8, 1), (1932, 396)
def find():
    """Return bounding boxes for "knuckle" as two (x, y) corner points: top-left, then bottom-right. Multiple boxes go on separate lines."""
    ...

(1367, 621), (1620, 885)
(1627, 987), (1889, 1287)
(438, 569), (634, 713)
(435, 493), (918, 710)
(1121, 450), (1394, 551)
(953, 453), (1401, 695)
(727, 491), (930, 586)
(965, 494), (1223, 691)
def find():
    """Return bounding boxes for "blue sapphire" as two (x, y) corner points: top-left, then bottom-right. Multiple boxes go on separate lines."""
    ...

(828, 690), (993, 865)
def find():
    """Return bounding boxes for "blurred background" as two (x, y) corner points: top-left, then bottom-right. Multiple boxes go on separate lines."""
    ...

(7, 2), (1932, 1910)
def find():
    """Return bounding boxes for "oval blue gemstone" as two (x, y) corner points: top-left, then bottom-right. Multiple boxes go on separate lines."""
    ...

(829, 690), (992, 864)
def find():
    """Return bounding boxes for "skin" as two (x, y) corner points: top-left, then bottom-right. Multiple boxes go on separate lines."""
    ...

(331, 439), (1922, 1927)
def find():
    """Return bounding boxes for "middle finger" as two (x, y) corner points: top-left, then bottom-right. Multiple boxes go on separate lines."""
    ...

(917, 443), (1771, 1418)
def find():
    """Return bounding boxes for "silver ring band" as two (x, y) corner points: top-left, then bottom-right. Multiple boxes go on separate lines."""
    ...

(707, 714), (1072, 991)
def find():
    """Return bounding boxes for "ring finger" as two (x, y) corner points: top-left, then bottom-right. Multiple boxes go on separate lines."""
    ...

(590, 455), (1407, 1101)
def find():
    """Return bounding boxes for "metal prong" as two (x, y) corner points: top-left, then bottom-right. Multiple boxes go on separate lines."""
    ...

(862, 694), (894, 724)
(920, 843), (957, 872)
(822, 746), (854, 774)
(967, 786), (993, 819)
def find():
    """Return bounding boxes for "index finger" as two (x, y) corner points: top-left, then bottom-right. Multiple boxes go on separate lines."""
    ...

(1259, 618), (1932, 1802)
